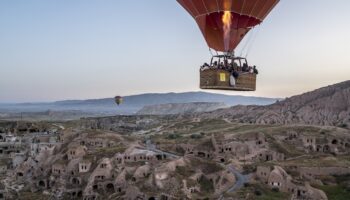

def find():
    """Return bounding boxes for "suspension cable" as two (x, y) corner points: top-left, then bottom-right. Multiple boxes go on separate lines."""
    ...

(209, 48), (214, 57)
(239, 27), (256, 57)
(245, 24), (262, 58)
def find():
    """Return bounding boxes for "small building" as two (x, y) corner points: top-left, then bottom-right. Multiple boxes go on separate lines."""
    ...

(16, 157), (37, 178)
(30, 134), (59, 157)
(0, 135), (23, 155)
(256, 150), (285, 162)
(79, 160), (92, 173)
(11, 153), (26, 168)
(133, 165), (151, 180)
(117, 147), (166, 163)
(67, 145), (87, 160)
(256, 165), (328, 200)
(92, 158), (113, 182)
(301, 136), (316, 151)
(52, 162), (66, 176)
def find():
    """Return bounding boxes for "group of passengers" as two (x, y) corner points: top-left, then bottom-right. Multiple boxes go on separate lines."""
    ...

(200, 59), (258, 86)
(200, 60), (258, 75)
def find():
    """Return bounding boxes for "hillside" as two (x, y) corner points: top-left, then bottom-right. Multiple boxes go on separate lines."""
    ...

(200, 80), (350, 128)
(137, 102), (227, 115)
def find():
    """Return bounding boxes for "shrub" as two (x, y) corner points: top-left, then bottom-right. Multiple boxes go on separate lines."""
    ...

(176, 166), (194, 177)
(190, 133), (203, 139)
(243, 164), (256, 174)
(339, 123), (348, 128)
(199, 175), (214, 193)
(175, 146), (185, 155)
(346, 184), (350, 192)
(272, 187), (280, 193)
(167, 133), (181, 139)
(254, 190), (262, 196)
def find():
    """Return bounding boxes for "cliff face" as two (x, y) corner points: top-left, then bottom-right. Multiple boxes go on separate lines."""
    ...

(200, 80), (350, 127)
(137, 102), (228, 115)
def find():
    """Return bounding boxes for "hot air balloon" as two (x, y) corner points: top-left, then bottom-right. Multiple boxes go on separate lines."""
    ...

(177, 0), (279, 91)
(114, 96), (123, 106)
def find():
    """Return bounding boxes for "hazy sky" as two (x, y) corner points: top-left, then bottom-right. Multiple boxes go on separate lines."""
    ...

(1, 0), (350, 103)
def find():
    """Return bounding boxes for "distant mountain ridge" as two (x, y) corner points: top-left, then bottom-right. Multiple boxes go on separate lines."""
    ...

(54, 92), (278, 106)
(0, 92), (279, 115)
(199, 80), (350, 128)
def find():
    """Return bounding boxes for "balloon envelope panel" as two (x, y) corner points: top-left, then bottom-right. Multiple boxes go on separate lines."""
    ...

(177, 0), (279, 52)
(196, 11), (260, 52)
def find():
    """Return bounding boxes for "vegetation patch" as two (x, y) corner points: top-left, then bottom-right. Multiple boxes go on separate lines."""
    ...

(231, 183), (290, 200)
(279, 155), (350, 167)
(338, 123), (348, 129)
(166, 133), (182, 140)
(190, 158), (224, 174)
(199, 175), (214, 193)
(18, 192), (50, 200)
(94, 146), (126, 158)
(190, 133), (204, 139)
(176, 166), (195, 177)
(317, 185), (350, 200)
(265, 134), (302, 157)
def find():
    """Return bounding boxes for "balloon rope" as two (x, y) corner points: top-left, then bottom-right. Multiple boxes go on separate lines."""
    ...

(209, 48), (212, 56)
(240, 0), (259, 57)
(245, 25), (261, 58)
(208, 48), (219, 57)
(239, 27), (256, 57)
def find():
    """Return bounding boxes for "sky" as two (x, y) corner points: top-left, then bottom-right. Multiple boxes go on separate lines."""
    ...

(1, 0), (350, 103)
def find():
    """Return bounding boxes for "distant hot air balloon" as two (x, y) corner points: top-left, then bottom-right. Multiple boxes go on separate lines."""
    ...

(177, 0), (279, 91)
(114, 96), (123, 106)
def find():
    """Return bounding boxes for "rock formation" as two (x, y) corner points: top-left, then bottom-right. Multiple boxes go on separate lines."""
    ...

(200, 80), (350, 127)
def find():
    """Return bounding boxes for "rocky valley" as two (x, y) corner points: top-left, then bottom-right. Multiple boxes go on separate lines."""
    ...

(0, 81), (349, 200)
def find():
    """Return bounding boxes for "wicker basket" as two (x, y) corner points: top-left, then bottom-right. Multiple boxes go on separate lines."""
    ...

(200, 69), (256, 91)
